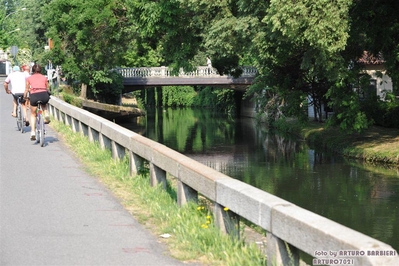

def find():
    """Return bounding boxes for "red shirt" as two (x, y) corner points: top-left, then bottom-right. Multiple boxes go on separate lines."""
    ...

(27, 73), (48, 94)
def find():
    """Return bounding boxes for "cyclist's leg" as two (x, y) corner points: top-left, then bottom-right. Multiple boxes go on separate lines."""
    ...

(26, 91), (30, 109)
(38, 92), (51, 123)
(15, 94), (28, 124)
(43, 103), (50, 123)
(29, 93), (39, 140)
(11, 95), (17, 117)
(22, 102), (29, 125)
(29, 105), (37, 139)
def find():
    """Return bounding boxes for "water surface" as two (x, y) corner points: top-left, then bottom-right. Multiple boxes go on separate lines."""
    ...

(119, 107), (399, 251)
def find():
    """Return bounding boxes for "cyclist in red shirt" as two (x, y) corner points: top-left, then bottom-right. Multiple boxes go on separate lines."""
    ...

(24, 64), (51, 141)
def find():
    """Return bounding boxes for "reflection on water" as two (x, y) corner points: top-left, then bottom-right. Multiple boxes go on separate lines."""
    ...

(119, 107), (399, 251)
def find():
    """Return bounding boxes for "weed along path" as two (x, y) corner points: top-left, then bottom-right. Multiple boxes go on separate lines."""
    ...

(0, 76), (200, 266)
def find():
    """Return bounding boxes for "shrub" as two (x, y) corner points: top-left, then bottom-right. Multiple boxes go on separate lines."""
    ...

(87, 70), (124, 105)
(162, 86), (197, 107)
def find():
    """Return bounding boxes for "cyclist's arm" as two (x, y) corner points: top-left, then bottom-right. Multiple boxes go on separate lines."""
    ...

(4, 81), (11, 94)
(24, 80), (30, 98)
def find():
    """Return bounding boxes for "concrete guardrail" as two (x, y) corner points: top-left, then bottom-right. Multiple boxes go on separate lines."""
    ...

(48, 97), (399, 265)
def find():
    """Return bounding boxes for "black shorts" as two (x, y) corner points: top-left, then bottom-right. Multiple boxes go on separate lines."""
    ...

(30, 91), (50, 106)
(12, 93), (26, 104)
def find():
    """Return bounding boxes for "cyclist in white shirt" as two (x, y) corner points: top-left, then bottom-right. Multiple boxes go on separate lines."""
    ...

(3, 65), (29, 126)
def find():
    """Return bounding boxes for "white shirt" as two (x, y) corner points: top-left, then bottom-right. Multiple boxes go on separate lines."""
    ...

(5, 71), (28, 94)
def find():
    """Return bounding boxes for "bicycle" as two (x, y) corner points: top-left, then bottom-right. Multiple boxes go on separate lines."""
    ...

(12, 93), (26, 133)
(35, 101), (46, 147)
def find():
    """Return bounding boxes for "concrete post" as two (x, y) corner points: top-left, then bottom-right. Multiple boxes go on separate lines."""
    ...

(177, 181), (198, 207)
(80, 83), (87, 99)
(72, 118), (79, 133)
(111, 141), (125, 160)
(150, 162), (166, 190)
(99, 134), (111, 150)
(129, 151), (143, 176)
(266, 232), (299, 266)
(214, 203), (240, 239)
(88, 127), (94, 142)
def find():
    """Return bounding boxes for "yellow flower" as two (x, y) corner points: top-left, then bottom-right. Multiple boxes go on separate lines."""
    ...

(206, 215), (211, 219)
(224, 207), (229, 211)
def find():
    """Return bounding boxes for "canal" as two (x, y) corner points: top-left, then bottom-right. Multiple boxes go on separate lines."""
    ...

(118, 107), (399, 252)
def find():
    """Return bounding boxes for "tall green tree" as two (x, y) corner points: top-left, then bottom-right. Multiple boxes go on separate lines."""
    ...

(1, 0), (25, 50)
(42, 0), (133, 103)
(128, 0), (204, 71)
(245, 0), (353, 124)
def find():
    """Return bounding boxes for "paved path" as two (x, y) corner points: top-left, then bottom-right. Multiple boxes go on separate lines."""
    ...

(0, 76), (199, 266)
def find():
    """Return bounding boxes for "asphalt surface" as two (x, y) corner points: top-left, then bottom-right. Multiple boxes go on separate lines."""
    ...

(0, 76), (199, 266)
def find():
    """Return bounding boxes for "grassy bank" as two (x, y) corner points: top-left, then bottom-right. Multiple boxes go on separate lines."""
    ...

(51, 120), (266, 266)
(302, 122), (399, 166)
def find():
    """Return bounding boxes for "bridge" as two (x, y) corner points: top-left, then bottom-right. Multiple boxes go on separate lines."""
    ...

(116, 66), (257, 92)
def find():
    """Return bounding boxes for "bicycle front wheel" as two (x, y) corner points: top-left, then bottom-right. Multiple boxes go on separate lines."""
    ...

(40, 115), (45, 147)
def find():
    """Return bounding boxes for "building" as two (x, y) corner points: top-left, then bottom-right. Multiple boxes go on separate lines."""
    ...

(0, 49), (13, 75)
(357, 51), (393, 100)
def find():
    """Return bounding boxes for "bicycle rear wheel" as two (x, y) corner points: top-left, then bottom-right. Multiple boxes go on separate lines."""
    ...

(16, 104), (23, 132)
(36, 115), (40, 143)
(39, 115), (45, 147)
(20, 105), (24, 133)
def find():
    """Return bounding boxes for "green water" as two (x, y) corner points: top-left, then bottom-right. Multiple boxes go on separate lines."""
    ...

(119, 107), (399, 252)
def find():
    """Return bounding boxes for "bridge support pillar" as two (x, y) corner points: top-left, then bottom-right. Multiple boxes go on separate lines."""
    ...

(214, 203), (240, 239)
(177, 181), (198, 207)
(118, 93), (122, 105)
(156, 87), (162, 106)
(234, 91), (243, 117)
(240, 94), (257, 118)
(266, 232), (299, 266)
(150, 162), (167, 190)
(146, 88), (155, 106)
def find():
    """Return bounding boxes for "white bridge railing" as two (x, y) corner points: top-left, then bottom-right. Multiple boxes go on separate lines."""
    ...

(116, 66), (257, 78)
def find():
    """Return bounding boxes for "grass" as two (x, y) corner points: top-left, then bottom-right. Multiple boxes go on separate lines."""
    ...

(302, 122), (399, 165)
(51, 120), (267, 266)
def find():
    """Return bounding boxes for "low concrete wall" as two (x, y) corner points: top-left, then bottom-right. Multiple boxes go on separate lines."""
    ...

(48, 96), (399, 265)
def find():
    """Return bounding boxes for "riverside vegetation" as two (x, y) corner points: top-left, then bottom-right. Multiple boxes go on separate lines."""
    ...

(303, 123), (399, 166)
(56, 76), (399, 167)
(273, 118), (399, 166)
(59, 84), (399, 166)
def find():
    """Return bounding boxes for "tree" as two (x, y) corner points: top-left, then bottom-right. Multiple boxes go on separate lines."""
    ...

(244, 0), (352, 124)
(28, 0), (398, 131)
(1, 0), (25, 50)
(42, 0), (134, 103)
(348, 0), (399, 93)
